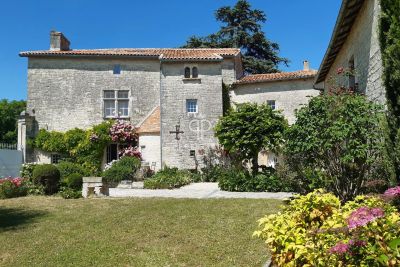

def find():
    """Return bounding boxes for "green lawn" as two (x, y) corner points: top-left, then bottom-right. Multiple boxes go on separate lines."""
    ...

(0, 197), (282, 267)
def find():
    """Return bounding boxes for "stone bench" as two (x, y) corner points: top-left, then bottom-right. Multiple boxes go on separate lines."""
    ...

(82, 177), (103, 198)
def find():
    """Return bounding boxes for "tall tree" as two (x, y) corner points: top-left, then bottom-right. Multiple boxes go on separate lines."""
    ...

(182, 0), (288, 74)
(0, 99), (26, 143)
(379, 0), (400, 182)
(215, 103), (287, 174)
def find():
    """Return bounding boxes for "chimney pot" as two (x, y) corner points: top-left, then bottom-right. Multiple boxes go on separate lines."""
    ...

(50, 31), (70, 51)
(303, 60), (310, 71)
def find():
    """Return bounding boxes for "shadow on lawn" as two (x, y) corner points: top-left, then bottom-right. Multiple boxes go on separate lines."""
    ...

(0, 207), (46, 231)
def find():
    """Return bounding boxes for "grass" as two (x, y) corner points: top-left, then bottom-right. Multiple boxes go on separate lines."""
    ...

(0, 196), (283, 267)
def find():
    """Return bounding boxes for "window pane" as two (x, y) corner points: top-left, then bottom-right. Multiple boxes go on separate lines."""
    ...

(117, 91), (129, 99)
(267, 100), (276, 110)
(104, 100), (116, 117)
(184, 67), (191, 78)
(192, 67), (198, 78)
(118, 100), (129, 117)
(104, 90), (115, 99)
(113, 65), (121, 75)
(186, 99), (198, 113)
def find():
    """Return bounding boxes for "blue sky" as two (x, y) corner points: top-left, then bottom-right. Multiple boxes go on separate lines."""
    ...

(0, 0), (341, 100)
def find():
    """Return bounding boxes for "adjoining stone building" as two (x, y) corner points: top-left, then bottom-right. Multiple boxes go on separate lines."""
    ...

(314, 0), (385, 104)
(231, 61), (320, 167)
(19, 31), (319, 170)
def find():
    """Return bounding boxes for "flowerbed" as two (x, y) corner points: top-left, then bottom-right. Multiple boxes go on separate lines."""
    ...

(0, 177), (27, 199)
(254, 189), (400, 266)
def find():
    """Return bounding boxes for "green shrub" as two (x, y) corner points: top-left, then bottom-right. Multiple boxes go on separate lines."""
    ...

(218, 167), (292, 192)
(144, 167), (192, 189)
(254, 190), (400, 266)
(20, 163), (37, 180)
(0, 179), (27, 199)
(58, 186), (82, 199)
(23, 180), (45, 195)
(63, 173), (82, 190)
(32, 164), (61, 195)
(102, 156), (141, 184)
(201, 165), (225, 182)
(57, 161), (88, 180)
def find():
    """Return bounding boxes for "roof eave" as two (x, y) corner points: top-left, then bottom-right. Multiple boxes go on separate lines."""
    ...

(315, 0), (365, 84)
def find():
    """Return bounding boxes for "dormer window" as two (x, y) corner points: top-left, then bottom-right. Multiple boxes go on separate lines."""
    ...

(184, 67), (191, 78)
(113, 64), (121, 75)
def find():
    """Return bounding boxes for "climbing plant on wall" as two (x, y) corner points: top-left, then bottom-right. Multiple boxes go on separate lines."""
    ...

(379, 0), (400, 181)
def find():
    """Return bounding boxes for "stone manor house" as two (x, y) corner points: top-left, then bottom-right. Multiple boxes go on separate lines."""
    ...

(18, 0), (382, 171)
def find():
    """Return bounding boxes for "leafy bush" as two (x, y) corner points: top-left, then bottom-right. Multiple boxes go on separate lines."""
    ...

(144, 167), (192, 189)
(218, 167), (293, 192)
(20, 163), (37, 180)
(285, 91), (388, 202)
(254, 190), (400, 266)
(57, 161), (88, 180)
(201, 165), (225, 182)
(0, 178), (27, 199)
(63, 173), (83, 190)
(32, 164), (60, 195)
(58, 186), (81, 199)
(102, 156), (141, 184)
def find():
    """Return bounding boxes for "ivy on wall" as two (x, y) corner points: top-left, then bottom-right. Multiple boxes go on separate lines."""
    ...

(379, 0), (400, 181)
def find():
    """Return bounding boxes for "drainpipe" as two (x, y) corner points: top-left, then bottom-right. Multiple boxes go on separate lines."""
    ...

(159, 59), (163, 169)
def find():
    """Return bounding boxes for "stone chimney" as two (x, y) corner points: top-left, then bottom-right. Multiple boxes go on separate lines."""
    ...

(50, 31), (70, 51)
(303, 60), (310, 71)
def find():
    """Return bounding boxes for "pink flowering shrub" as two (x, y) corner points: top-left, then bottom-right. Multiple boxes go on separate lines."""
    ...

(0, 177), (27, 199)
(119, 146), (142, 159)
(384, 186), (400, 197)
(255, 190), (400, 266)
(109, 120), (138, 143)
(347, 206), (385, 229)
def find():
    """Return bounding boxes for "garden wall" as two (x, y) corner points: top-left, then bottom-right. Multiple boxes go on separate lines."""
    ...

(0, 149), (22, 177)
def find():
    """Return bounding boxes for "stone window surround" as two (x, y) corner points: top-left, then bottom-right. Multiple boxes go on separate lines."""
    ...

(103, 90), (130, 119)
(183, 64), (201, 80)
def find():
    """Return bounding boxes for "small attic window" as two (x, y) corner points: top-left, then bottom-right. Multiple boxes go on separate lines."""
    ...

(113, 65), (121, 75)
(184, 67), (191, 78)
(192, 67), (198, 78)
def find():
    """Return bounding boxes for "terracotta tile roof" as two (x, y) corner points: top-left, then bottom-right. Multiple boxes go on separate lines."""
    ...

(19, 48), (240, 61)
(137, 106), (160, 134)
(233, 70), (317, 85)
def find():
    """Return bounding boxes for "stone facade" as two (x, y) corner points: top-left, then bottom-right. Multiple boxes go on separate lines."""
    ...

(160, 62), (223, 169)
(232, 78), (319, 125)
(20, 34), (241, 169)
(27, 57), (160, 132)
(316, 0), (385, 104)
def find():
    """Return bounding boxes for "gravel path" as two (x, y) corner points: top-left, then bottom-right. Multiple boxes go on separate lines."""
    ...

(108, 182), (293, 199)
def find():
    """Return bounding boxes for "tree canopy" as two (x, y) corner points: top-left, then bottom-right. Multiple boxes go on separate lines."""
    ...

(0, 99), (26, 143)
(215, 103), (287, 173)
(182, 0), (288, 74)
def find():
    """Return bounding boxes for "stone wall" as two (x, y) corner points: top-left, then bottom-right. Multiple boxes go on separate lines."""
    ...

(321, 0), (385, 104)
(160, 62), (223, 169)
(231, 78), (319, 124)
(27, 57), (161, 132)
(139, 134), (161, 171)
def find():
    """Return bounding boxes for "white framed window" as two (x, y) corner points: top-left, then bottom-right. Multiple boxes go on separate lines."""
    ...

(104, 90), (129, 118)
(186, 99), (198, 113)
(267, 100), (276, 110)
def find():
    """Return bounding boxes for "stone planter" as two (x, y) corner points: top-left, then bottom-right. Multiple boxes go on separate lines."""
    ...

(82, 177), (103, 198)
